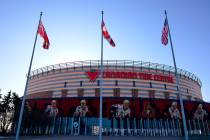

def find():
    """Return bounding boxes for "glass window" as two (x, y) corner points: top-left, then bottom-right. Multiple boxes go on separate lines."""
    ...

(97, 80), (100, 86)
(115, 80), (118, 86)
(133, 81), (136, 87)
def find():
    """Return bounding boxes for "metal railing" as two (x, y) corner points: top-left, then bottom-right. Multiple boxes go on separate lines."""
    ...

(19, 117), (209, 137)
(29, 60), (202, 87)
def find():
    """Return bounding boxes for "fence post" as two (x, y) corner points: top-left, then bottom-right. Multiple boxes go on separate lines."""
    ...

(153, 119), (157, 136)
(166, 119), (170, 136)
(114, 118), (118, 136)
(144, 119), (147, 136)
(172, 119), (176, 136)
(188, 120), (192, 136)
(71, 118), (74, 135)
(127, 118), (131, 136)
(78, 117), (81, 135)
(66, 117), (70, 135)
(143, 119), (146, 136)
(151, 119), (154, 136)
(147, 119), (150, 136)
(178, 119), (182, 136)
(205, 120), (210, 136)
(58, 117), (62, 135)
(139, 118), (141, 136)
(192, 119), (197, 135)
(133, 118), (137, 136)
(197, 119), (201, 135)
(64, 117), (67, 135)
(110, 118), (113, 136)
(160, 119), (164, 136)
(120, 118), (123, 136)
(201, 119), (206, 136)
(51, 117), (56, 135)
(140, 118), (143, 136)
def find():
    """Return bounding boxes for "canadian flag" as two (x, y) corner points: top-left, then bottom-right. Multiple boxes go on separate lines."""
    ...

(38, 21), (50, 49)
(101, 20), (115, 47)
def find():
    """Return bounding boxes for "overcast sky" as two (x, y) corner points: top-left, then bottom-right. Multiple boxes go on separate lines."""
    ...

(0, 0), (209, 102)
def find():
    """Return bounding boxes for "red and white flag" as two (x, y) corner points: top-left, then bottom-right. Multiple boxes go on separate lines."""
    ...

(101, 20), (115, 47)
(38, 21), (50, 49)
(161, 18), (169, 46)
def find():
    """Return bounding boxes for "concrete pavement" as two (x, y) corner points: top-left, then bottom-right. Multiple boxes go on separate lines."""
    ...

(0, 136), (209, 140)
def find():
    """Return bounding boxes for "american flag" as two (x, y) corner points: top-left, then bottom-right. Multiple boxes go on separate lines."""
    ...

(161, 18), (169, 46)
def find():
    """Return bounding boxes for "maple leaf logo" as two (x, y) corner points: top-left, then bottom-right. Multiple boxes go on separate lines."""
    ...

(86, 69), (100, 82)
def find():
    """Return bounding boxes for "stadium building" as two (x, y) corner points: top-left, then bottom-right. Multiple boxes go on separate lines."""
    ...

(23, 60), (210, 137)
(27, 60), (202, 101)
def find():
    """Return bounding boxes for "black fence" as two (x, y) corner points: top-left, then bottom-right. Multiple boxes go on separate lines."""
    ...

(6, 97), (209, 137)
(18, 117), (210, 137)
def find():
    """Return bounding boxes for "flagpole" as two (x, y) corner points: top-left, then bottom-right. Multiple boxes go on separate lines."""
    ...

(164, 10), (188, 140)
(99, 10), (104, 140)
(15, 12), (43, 140)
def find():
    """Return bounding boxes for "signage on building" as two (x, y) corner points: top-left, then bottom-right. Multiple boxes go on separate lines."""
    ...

(86, 69), (100, 82)
(86, 70), (174, 83)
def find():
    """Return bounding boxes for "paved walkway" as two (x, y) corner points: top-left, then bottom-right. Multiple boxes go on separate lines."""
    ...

(0, 136), (210, 140)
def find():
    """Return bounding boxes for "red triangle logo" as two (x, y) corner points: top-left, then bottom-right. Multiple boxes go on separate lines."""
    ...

(86, 70), (100, 82)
